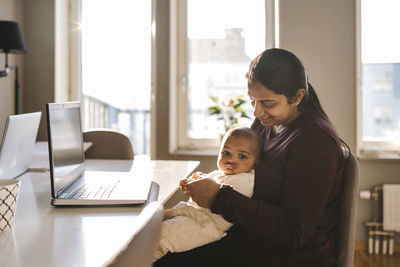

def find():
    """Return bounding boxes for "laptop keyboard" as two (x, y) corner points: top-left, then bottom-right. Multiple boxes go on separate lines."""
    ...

(68, 180), (120, 199)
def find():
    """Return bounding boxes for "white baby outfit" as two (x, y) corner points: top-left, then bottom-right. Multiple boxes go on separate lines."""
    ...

(154, 169), (254, 261)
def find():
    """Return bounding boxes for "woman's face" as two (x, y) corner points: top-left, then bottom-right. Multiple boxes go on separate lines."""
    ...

(248, 81), (303, 127)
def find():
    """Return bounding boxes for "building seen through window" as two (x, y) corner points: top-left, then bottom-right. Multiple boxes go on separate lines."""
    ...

(362, 62), (400, 142)
(188, 28), (253, 138)
(185, 0), (266, 140)
(361, 0), (400, 147)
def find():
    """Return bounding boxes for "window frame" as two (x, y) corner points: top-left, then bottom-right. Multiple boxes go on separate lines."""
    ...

(69, 0), (82, 103)
(356, 0), (400, 158)
(169, 0), (276, 154)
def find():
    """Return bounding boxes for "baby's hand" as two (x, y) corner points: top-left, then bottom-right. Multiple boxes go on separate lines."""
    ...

(180, 172), (208, 195)
(189, 172), (206, 181)
(179, 178), (188, 186)
(179, 178), (190, 195)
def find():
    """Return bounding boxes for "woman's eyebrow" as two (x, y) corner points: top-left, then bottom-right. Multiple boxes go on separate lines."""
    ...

(248, 95), (275, 102)
(260, 99), (275, 103)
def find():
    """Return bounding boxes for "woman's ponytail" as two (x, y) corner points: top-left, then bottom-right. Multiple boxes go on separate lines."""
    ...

(300, 82), (332, 126)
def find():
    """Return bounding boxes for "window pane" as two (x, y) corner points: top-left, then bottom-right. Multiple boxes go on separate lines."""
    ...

(81, 0), (151, 154)
(187, 0), (265, 138)
(361, 0), (400, 144)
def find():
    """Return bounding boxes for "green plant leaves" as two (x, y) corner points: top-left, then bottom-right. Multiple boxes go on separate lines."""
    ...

(208, 95), (250, 132)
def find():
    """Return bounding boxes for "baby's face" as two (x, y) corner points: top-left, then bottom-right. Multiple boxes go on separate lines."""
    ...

(217, 135), (258, 175)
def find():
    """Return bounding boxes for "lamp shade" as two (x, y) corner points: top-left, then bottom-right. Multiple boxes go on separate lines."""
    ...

(0, 21), (27, 54)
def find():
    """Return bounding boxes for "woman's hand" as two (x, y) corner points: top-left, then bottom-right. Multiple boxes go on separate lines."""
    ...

(180, 178), (220, 209)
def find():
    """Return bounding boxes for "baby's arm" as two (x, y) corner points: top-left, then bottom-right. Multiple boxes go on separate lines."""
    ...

(163, 173), (206, 221)
(163, 172), (206, 220)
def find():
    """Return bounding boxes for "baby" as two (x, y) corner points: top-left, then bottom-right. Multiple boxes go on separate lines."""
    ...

(154, 127), (262, 261)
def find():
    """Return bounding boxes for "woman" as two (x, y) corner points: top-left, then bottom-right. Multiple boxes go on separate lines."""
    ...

(155, 48), (346, 267)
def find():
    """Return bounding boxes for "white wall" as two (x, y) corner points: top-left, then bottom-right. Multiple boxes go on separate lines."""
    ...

(279, 0), (356, 148)
(0, 0), (24, 136)
(0, 0), (56, 140)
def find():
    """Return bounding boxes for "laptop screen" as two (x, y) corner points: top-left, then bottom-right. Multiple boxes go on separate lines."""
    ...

(47, 102), (85, 197)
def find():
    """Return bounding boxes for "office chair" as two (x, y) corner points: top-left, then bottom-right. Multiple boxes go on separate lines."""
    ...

(103, 201), (164, 267)
(336, 148), (359, 267)
(83, 129), (134, 160)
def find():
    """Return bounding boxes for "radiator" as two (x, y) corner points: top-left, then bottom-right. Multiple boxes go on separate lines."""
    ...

(383, 184), (400, 232)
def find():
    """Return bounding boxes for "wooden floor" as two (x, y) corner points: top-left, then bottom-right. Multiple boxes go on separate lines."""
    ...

(354, 248), (400, 267)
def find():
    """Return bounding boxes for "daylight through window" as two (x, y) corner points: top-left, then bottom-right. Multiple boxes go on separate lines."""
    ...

(360, 0), (400, 151)
(173, 0), (268, 151)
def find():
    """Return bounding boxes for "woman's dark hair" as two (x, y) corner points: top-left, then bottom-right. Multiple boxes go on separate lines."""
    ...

(246, 48), (349, 150)
(246, 48), (332, 126)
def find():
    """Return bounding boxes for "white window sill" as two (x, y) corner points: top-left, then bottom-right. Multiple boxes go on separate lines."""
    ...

(172, 149), (400, 160)
(171, 149), (219, 157)
(358, 150), (400, 161)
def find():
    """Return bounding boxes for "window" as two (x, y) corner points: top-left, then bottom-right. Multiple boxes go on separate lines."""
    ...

(170, 0), (275, 152)
(373, 70), (393, 92)
(357, 0), (400, 154)
(78, 0), (152, 155)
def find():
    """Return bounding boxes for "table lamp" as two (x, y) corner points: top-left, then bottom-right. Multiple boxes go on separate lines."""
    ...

(0, 21), (27, 115)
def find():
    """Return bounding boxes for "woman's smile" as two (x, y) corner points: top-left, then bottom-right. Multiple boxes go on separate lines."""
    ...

(259, 116), (274, 125)
(248, 81), (303, 127)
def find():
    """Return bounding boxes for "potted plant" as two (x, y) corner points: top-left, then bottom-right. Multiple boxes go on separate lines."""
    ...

(208, 95), (251, 135)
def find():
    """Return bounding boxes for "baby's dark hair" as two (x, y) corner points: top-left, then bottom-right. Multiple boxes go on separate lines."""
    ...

(225, 127), (263, 160)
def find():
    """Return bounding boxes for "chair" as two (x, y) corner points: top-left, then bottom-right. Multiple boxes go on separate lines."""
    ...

(83, 129), (134, 160)
(336, 149), (359, 267)
(103, 201), (164, 267)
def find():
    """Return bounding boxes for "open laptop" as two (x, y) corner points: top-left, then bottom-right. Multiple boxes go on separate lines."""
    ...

(46, 101), (152, 206)
(0, 112), (42, 179)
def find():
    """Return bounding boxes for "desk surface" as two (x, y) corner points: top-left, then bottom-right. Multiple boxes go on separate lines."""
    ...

(0, 157), (199, 267)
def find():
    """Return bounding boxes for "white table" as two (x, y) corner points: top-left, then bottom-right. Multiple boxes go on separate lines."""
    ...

(0, 157), (199, 267)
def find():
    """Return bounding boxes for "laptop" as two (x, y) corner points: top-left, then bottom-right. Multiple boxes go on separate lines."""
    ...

(0, 112), (42, 179)
(46, 101), (152, 206)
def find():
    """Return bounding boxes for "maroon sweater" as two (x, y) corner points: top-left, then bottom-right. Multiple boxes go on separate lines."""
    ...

(211, 111), (345, 266)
